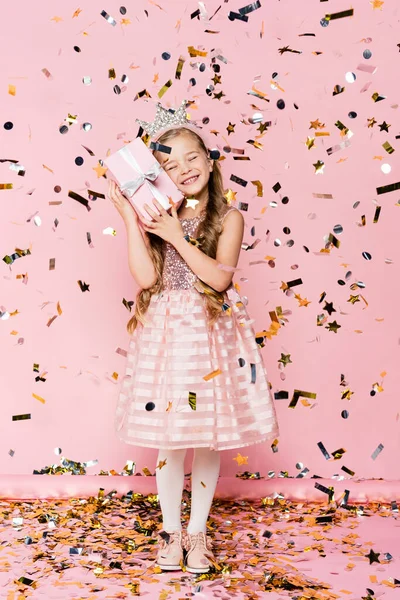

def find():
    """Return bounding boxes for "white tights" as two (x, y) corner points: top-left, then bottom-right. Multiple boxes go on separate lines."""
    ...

(155, 447), (221, 534)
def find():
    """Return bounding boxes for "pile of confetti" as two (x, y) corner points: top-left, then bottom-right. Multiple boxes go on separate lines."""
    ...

(1, 488), (399, 599)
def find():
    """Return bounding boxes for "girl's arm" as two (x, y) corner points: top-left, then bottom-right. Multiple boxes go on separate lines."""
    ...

(125, 215), (157, 289)
(172, 210), (245, 292)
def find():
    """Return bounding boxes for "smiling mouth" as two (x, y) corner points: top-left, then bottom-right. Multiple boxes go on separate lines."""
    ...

(181, 175), (199, 185)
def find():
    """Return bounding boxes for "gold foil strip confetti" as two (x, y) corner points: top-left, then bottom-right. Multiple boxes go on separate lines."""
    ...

(325, 8), (354, 20)
(188, 391), (197, 410)
(49, 258), (55, 270)
(46, 315), (58, 327)
(203, 369), (222, 381)
(382, 141), (395, 154)
(376, 181), (400, 195)
(175, 55), (185, 79)
(0, 183), (13, 190)
(12, 413), (31, 421)
(158, 79), (172, 98)
(142, 467), (152, 476)
(32, 393), (46, 404)
(188, 46), (208, 57)
(251, 180), (263, 196)
(8, 84), (16, 96)
(68, 190), (91, 211)
(312, 192), (334, 199)
(230, 174), (247, 187)
(288, 389), (317, 408)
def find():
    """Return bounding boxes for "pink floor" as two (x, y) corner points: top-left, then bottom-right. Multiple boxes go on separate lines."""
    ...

(1, 478), (399, 599)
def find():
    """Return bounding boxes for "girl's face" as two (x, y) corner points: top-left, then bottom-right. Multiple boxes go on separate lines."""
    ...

(157, 132), (213, 200)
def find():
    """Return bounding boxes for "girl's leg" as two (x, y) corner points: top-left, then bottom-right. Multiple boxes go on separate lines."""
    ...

(187, 447), (221, 534)
(155, 448), (187, 532)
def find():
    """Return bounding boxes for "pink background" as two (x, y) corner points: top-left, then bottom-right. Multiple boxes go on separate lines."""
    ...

(0, 1), (399, 479)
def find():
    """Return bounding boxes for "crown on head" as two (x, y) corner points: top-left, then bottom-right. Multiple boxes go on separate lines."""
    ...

(135, 100), (193, 139)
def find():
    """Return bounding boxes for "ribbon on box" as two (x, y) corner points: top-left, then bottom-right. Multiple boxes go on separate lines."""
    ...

(118, 145), (166, 205)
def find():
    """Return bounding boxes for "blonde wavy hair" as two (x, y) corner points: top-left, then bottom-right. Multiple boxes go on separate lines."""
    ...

(127, 127), (229, 335)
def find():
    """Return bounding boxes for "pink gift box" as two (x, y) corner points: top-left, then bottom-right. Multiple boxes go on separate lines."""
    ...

(104, 137), (183, 220)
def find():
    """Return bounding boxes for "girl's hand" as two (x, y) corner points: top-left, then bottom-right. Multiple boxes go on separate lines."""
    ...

(107, 180), (139, 224)
(139, 198), (184, 245)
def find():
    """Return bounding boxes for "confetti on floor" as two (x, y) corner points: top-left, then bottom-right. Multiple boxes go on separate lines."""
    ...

(1, 489), (399, 599)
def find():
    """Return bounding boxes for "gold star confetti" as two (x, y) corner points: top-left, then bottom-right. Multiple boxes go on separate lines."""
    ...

(326, 320), (341, 333)
(278, 353), (292, 367)
(93, 164), (108, 178)
(227, 122), (235, 135)
(224, 188), (237, 203)
(156, 459), (167, 470)
(313, 160), (325, 174)
(233, 453), (248, 466)
(305, 136), (316, 149)
(348, 294), (361, 305)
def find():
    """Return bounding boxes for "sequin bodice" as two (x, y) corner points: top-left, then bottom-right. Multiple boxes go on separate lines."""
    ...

(162, 213), (206, 290)
(161, 206), (237, 290)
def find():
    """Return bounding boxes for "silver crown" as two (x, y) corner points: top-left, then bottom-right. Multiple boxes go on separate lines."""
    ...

(135, 100), (193, 139)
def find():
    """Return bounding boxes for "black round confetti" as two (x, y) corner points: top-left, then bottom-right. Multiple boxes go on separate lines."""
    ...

(209, 149), (220, 160)
(162, 52), (171, 60)
(145, 402), (156, 411)
(363, 49), (372, 59)
(272, 72), (278, 79)
(4, 121), (13, 130)
(277, 99), (285, 110)
(73, 46), (81, 53)
(333, 224), (343, 235)
(189, 77), (196, 86)
(320, 18), (329, 27)
(199, 63), (206, 72)
(238, 358), (246, 367)
(54, 186), (61, 193)
(75, 156), (84, 166)
(205, 88), (213, 97)
(59, 125), (68, 134)
(212, 64), (220, 73)
(370, 390), (376, 397)
(113, 85), (122, 95)
(283, 227), (291, 234)
(341, 410), (349, 419)
(83, 122), (92, 131)
(222, 146), (231, 154)
(286, 240), (294, 247)
(338, 279), (346, 286)
(303, 246), (309, 253)
(202, 117), (210, 125)
(294, 103), (299, 110)
(348, 111), (357, 119)
(120, 6), (127, 15)
(281, 196), (289, 205)
(362, 251), (372, 261)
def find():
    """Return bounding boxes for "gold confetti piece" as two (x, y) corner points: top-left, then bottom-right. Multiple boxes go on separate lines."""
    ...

(233, 453), (248, 465)
(325, 8), (354, 20)
(251, 180), (263, 196)
(289, 389), (317, 408)
(200, 481), (206, 488)
(203, 369), (222, 381)
(175, 55), (185, 79)
(187, 45), (207, 57)
(32, 393), (46, 404)
(8, 84), (16, 96)
(0, 183), (13, 190)
(142, 467), (152, 476)
(156, 459), (167, 470)
(188, 391), (197, 410)
(157, 79), (172, 98)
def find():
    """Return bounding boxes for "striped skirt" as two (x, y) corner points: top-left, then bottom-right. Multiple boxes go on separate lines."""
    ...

(114, 286), (280, 451)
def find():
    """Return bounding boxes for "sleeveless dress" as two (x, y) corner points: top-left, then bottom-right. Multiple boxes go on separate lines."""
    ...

(114, 205), (280, 451)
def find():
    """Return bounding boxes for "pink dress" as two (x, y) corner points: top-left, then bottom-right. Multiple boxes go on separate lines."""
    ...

(115, 205), (280, 451)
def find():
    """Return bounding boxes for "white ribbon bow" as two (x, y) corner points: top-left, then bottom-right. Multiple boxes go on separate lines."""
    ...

(118, 145), (165, 204)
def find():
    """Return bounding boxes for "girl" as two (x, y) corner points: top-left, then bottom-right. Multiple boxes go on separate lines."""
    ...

(107, 109), (280, 574)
